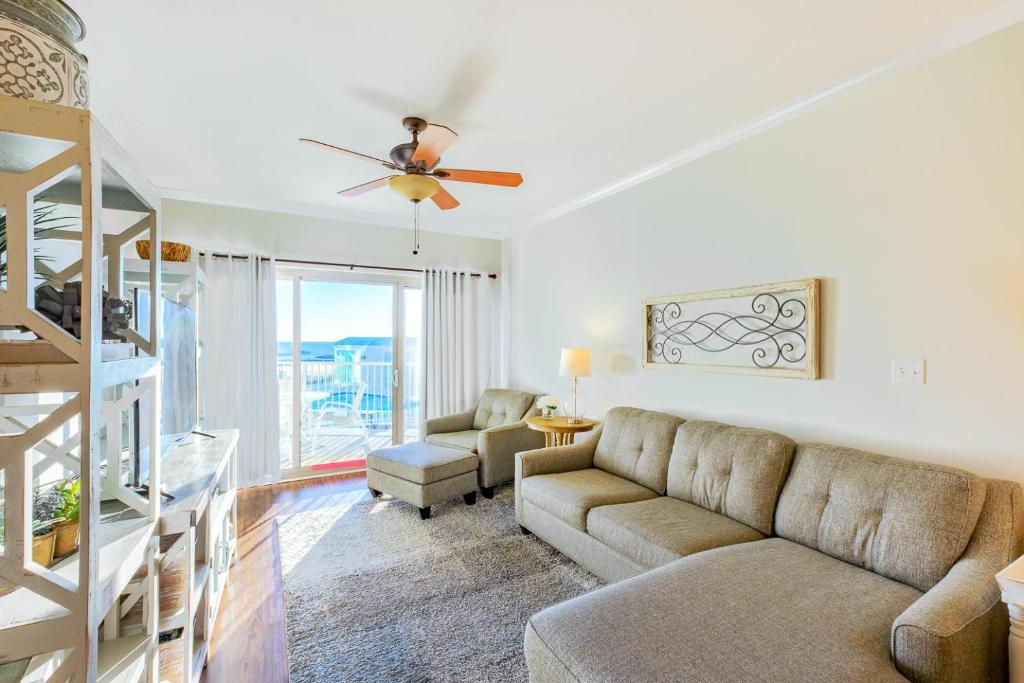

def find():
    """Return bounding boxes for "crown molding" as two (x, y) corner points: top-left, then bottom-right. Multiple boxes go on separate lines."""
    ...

(519, 0), (1024, 231)
(157, 187), (504, 239)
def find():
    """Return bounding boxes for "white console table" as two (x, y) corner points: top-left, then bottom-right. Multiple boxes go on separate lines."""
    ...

(155, 429), (239, 682)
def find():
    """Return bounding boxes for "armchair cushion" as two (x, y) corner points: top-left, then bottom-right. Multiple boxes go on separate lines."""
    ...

(520, 469), (658, 531)
(424, 429), (480, 452)
(472, 388), (535, 430)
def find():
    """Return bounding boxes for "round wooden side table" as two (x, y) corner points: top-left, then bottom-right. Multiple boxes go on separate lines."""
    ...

(526, 416), (599, 447)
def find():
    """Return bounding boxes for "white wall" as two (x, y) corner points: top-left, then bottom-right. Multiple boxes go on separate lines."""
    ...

(161, 200), (502, 274)
(504, 24), (1024, 481)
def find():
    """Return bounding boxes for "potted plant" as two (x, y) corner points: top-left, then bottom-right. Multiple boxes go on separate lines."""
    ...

(31, 483), (65, 568)
(53, 478), (81, 557)
(537, 395), (560, 419)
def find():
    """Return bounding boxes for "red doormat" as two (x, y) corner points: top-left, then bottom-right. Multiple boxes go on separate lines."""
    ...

(311, 459), (367, 472)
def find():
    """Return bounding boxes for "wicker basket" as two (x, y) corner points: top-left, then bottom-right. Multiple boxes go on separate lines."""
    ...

(135, 240), (191, 262)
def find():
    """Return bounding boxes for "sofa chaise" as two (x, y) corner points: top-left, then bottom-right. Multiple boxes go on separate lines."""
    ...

(515, 406), (1023, 682)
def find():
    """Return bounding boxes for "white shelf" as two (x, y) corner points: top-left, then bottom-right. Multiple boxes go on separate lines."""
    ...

(123, 258), (198, 286)
(0, 361), (80, 394)
(97, 633), (150, 683)
(160, 430), (239, 534)
(0, 518), (154, 632)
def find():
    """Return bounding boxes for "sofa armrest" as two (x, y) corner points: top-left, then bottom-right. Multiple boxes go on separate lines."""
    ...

(514, 428), (601, 525)
(891, 480), (1023, 683)
(476, 420), (547, 488)
(422, 407), (476, 438)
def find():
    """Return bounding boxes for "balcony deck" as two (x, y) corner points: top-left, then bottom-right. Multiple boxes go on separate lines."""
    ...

(280, 426), (418, 469)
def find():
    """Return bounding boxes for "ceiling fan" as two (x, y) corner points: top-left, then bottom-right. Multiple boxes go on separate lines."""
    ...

(299, 117), (523, 212)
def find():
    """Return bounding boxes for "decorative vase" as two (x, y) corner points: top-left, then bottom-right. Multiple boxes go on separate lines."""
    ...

(53, 519), (79, 557)
(0, 0), (89, 108)
(31, 528), (56, 567)
(541, 406), (555, 419)
(135, 240), (192, 262)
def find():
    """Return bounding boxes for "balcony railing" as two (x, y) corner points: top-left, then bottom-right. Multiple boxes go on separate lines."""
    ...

(277, 359), (420, 429)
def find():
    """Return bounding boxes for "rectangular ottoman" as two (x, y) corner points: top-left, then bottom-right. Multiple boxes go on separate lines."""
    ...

(366, 441), (480, 519)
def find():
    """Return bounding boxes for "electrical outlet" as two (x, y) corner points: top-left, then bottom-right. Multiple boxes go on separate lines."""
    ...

(891, 359), (926, 384)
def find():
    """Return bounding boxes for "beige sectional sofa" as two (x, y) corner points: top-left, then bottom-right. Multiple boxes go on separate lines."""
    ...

(515, 406), (1023, 682)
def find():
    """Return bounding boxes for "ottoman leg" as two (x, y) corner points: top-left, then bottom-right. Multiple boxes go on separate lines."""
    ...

(480, 486), (495, 499)
(368, 487), (382, 498)
(463, 491), (477, 505)
(419, 506), (431, 520)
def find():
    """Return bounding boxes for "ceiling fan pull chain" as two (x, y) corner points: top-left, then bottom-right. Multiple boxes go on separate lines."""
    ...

(413, 201), (420, 255)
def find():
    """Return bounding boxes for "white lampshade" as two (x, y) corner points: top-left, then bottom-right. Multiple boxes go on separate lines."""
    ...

(559, 348), (591, 377)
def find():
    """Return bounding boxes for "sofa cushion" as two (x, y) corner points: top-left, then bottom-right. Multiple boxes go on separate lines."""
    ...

(666, 420), (795, 535)
(520, 469), (658, 530)
(775, 444), (986, 592)
(587, 497), (764, 569)
(525, 537), (921, 683)
(472, 388), (534, 430)
(593, 407), (684, 494)
(424, 429), (479, 452)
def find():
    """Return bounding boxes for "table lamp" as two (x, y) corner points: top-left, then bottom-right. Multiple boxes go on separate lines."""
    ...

(559, 348), (591, 424)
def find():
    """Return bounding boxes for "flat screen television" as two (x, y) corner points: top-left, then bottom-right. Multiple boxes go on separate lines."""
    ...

(133, 291), (198, 486)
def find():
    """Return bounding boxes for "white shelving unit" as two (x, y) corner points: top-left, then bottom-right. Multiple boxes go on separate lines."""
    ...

(0, 96), (163, 682)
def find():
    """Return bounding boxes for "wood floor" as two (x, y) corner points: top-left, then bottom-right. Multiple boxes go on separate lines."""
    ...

(203, 472), (371, 682)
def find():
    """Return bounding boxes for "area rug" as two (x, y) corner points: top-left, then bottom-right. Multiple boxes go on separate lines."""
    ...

(278, 485), (602, 682)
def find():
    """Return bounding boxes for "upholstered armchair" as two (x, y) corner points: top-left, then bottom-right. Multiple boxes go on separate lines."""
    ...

(423, 388), (545, 496)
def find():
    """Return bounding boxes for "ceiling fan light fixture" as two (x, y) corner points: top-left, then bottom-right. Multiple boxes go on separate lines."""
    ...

(389, 174), (440, 202)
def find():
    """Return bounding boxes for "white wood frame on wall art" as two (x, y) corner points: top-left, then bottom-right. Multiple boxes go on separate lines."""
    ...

(642, 278), (821, 379)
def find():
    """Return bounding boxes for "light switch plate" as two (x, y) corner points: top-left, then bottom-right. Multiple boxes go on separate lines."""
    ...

(892, 359), (926, 384)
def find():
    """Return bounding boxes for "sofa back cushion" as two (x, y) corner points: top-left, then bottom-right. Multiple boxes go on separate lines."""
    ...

(775, 444), (987, 591)
(666, 421), (796, 535)
(594, 407), (684, 494)
(473, 389), (535, 430)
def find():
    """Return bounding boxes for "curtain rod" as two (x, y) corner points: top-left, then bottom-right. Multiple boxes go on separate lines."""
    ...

(198, 252), (498, 279)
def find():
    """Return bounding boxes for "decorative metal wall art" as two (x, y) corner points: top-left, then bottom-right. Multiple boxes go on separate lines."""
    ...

(643, 279), (820, 379)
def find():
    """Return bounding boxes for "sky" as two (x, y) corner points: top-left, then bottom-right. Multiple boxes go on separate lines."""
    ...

(276, 279), (422, 343)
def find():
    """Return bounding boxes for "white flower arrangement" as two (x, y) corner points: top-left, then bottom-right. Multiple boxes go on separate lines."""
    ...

(537, 394), (559, 419)
(537, 394), (560, 409)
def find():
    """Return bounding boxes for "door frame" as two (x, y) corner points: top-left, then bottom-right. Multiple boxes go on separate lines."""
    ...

(277, 265), (421, 481)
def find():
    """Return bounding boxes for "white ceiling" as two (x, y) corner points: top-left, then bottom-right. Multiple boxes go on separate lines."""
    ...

(75, 0), (1012, 237)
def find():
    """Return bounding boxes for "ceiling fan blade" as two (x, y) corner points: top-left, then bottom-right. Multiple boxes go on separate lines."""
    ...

(300, 138), (400, 170)
(430, 185), (460, 210)
(411, 124), (458, 168)
(337, 176), (395, 197)
(433, 169), (523, 187)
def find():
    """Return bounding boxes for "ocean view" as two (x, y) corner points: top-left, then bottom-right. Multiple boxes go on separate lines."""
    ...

(277, 341), (350, 360)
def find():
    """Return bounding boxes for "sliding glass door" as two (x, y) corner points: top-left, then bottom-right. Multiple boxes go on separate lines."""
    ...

(277, 268), (421, 478)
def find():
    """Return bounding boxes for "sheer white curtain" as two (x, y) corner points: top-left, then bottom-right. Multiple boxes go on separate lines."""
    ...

(200, 254), (280, 486)
(421, 269), (499, 419)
